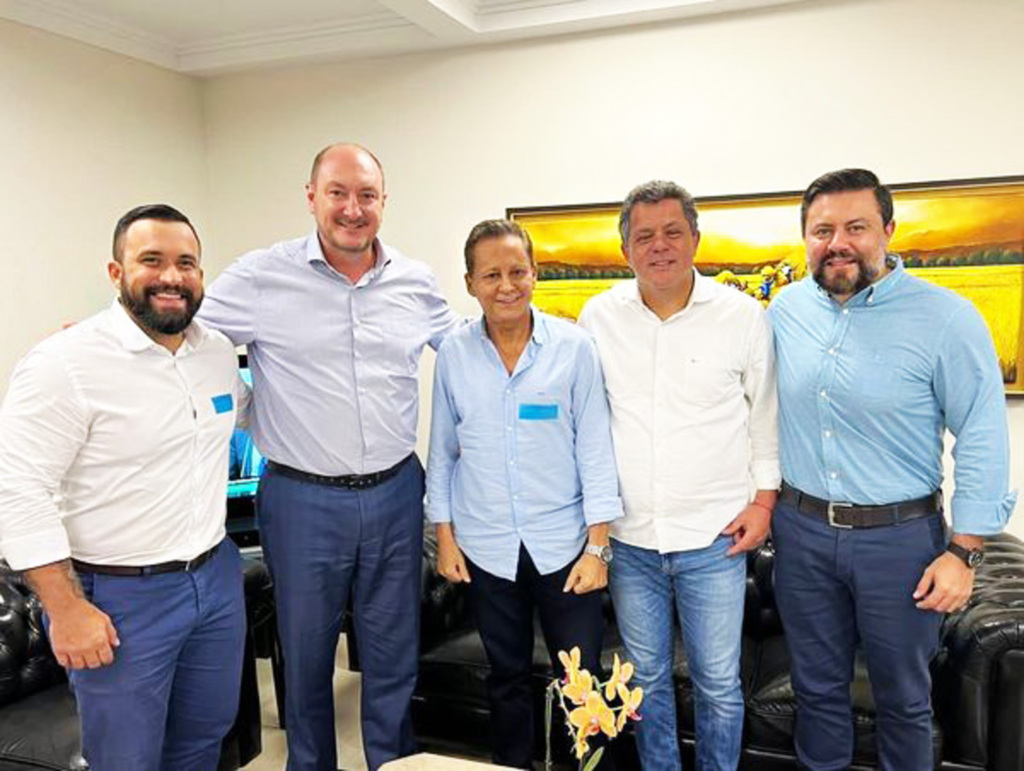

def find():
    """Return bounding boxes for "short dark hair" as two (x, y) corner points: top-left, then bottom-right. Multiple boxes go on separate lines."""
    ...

(112, 204), (199, 263)
(309, 142), (386, 190)
(464, 219), (534, 274)
(801, 168), (894, 232)
(619, 180), (699, 246)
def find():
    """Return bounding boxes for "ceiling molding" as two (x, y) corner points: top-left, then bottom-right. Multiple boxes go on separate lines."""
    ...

(1, 0), (822, 77)
(0, 0), (178, 69)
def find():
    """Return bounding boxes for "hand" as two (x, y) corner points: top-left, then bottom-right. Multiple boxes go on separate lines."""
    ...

(436, 528), (471, 584)
(913, 551), (974, 613)
(563, 554), (607, 594)
(722, 503), (771, 556)
(47, 598), (119, 669)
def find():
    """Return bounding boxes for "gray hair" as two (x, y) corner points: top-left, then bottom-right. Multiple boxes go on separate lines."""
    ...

(619, 180), (699, 246)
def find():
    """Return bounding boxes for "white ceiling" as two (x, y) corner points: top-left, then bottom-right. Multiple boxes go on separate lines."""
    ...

(0, 0), (814, 76)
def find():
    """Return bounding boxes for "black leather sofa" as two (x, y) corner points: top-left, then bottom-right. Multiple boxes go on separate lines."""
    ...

(0, 559), (275, 771)
(411, 531), (1024, 770)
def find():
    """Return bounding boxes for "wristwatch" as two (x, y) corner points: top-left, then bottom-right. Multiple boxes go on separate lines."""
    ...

(585, 543), (614, 565)
(946, 542), (984, 569)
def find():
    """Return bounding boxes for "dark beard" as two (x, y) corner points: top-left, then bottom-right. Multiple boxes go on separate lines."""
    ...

(120, 282), (203, 335)
(812, 254), (880, 298)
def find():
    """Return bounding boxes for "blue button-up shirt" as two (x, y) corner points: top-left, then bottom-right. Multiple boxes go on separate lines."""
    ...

(199, 233), (460, 476)
(768, 261), (1016, 534)
(425, 310), (623, 580)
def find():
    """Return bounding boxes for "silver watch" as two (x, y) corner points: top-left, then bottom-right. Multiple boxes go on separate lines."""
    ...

(585, 543), (614, 565)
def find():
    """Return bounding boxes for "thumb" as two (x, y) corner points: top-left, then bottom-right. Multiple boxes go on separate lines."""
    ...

(913, 565), (934, 600)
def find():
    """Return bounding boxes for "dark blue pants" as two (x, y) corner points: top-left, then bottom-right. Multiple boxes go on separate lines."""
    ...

(257, 457), (423, 771)
(771, 500), (946, 771)
(69, 540), (246, 771)
(466, 545), (606, 770)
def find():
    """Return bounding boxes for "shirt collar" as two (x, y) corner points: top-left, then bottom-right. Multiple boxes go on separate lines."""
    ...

(475, 307), (546, 346)
(305, 232), (391, 280)
(108, 298), (206, 354)
(811, 254), (906, 309)
(621, 268), (713, 318)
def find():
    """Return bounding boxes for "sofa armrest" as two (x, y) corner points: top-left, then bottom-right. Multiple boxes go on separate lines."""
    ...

(0, 562), (67, 707)
(420, 527), (471, 651)
(934, 533), (1024, 769)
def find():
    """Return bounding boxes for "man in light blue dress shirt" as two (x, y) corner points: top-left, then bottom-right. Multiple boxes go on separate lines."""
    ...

(768, 168), (1016, 770)
(426, 219), (623, 769)
(198, 144), (460, 771)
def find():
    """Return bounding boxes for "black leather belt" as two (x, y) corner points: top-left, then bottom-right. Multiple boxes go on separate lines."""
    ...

(780, 483), (941, 529)
(72, 542), (220, 577)
(267, 454), (412, 490)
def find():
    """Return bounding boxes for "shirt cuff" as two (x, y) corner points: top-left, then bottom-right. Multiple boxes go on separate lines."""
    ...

(750, 460), (782, 493)
(582, 497), (625, 527)
(950, 490), (1018, 536)
(0, 527), (71, 571)
(424, 503), (452, 524)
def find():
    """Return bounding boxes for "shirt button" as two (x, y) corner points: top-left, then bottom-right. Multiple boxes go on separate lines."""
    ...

(828, 348), (837, 356)
(820, 389), (827, 398)
(824, 430), (832, 438)
(506, 426), (512, 432)
(829, 471), (838, 479)
(842, 308), (849, 315)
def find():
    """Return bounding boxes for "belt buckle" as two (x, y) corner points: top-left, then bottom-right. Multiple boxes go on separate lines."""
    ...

(827, 501), (854, 529)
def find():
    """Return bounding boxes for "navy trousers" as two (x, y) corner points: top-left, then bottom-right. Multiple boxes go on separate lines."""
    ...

(771, 500), (946, 771)
(466, 546), (607, 770)
(69, 539), (246, 771)
(257, 457), (423, 771)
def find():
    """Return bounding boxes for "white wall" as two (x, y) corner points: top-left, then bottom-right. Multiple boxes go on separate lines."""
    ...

(0, 18), (207, 386)
(201, 0), (1024, 537)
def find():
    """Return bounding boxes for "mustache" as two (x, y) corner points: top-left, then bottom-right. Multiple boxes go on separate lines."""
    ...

(144, 283), (196, 301)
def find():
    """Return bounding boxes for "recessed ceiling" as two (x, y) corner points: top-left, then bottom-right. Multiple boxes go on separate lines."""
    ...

(0, 0), (814, 76)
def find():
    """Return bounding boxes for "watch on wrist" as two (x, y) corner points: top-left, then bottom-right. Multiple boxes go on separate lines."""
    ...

(585, 543), (614, 565)
(946, 542), (984, 569)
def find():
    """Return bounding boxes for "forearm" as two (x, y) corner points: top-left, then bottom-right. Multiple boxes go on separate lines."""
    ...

(586, 523), (610, 546)
(25, 560), (84, 617)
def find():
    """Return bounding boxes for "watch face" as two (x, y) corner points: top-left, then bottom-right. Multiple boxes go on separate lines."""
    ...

(601, 546), (614, 565)
(967, 550), (985, 568)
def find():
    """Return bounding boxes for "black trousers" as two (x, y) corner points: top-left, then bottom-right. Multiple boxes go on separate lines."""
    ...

(466, 545), (609, 769)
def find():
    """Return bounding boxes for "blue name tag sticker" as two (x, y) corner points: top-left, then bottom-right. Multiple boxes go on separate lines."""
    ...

(212, 393), (234, 414)
(519, 403), (558, 420)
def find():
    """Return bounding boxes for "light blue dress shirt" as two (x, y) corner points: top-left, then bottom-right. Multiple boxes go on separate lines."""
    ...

(425, 310), (624, 580)
(199, 233), (460, 476)
(768, 260), (1016, 535)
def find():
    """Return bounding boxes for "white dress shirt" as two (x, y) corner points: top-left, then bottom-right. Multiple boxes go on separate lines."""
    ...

(578, 272), (780, 553)
(0, 300), (248, 569)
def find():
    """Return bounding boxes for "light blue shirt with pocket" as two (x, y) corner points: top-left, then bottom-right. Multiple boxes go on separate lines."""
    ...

(425, 309), (623, 580)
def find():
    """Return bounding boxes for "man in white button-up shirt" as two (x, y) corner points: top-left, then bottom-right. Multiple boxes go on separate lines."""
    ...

(578, 181), (780, 771)
(0, 205), (249, 770)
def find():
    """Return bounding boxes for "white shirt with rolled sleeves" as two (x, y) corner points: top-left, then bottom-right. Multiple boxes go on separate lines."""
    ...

(577, 272), (780, 553)
(0, 300), (249, 569)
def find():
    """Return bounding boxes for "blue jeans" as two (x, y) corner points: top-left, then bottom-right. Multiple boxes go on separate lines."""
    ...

(68, 540), (246, 771)
(609, 537), (745, 771)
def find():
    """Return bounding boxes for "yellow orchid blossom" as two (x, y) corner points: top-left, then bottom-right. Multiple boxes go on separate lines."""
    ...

(570, 690), (618, 742)
(615, 684), (644, 732)
(603, 653), (635, 700)
(558, 646), (583, 684)
(562, 668), (594, 706)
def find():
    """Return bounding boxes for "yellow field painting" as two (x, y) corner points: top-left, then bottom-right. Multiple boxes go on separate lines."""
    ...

(513, 178), (1024, 391)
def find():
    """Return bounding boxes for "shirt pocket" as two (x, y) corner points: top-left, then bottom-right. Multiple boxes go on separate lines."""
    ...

(678, 354), (737, 407)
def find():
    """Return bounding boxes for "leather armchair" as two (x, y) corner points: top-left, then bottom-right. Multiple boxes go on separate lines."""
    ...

(0, 560), (271, 771)
(413, 530), (1024, 769)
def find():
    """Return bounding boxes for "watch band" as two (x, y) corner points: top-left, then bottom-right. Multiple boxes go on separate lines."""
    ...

(584, 543), (613, 565)
(946, 541), (984, 569)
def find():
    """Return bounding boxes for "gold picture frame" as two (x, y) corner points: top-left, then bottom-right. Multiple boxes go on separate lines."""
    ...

(509, 176), (1024, 393)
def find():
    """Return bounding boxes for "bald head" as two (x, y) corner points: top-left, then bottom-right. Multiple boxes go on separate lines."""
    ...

(310, 143), (385, 191)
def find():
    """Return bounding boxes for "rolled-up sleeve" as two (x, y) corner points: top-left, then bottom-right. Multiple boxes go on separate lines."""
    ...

(424, 347), (458, 525)
(743, 307), (781, 492)
(936, 304), (1017, 534)
(0, 349), (88, 569)
(571, 336), (624, 526)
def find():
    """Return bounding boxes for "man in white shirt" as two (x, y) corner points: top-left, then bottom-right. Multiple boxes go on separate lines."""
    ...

(0, 204), (249, 771)
(578, 181), (780, 771)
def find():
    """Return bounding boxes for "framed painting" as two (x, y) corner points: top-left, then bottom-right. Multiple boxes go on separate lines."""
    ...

(508, 176), (1024, 393)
